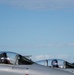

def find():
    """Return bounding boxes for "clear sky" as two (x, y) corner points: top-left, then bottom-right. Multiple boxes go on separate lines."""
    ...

(0, 0), (74, 62)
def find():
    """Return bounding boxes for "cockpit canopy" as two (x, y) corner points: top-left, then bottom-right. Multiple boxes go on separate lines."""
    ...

(36, 59), (74, 68)
(0, 51), (34, 65)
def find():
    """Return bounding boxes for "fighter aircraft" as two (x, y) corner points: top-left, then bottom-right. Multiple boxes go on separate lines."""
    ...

(0, 51), (74, 75)
(36, 59), (74, 73)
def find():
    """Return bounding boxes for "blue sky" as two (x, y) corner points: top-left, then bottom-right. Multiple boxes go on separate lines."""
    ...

(0, 0), (74, 62)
